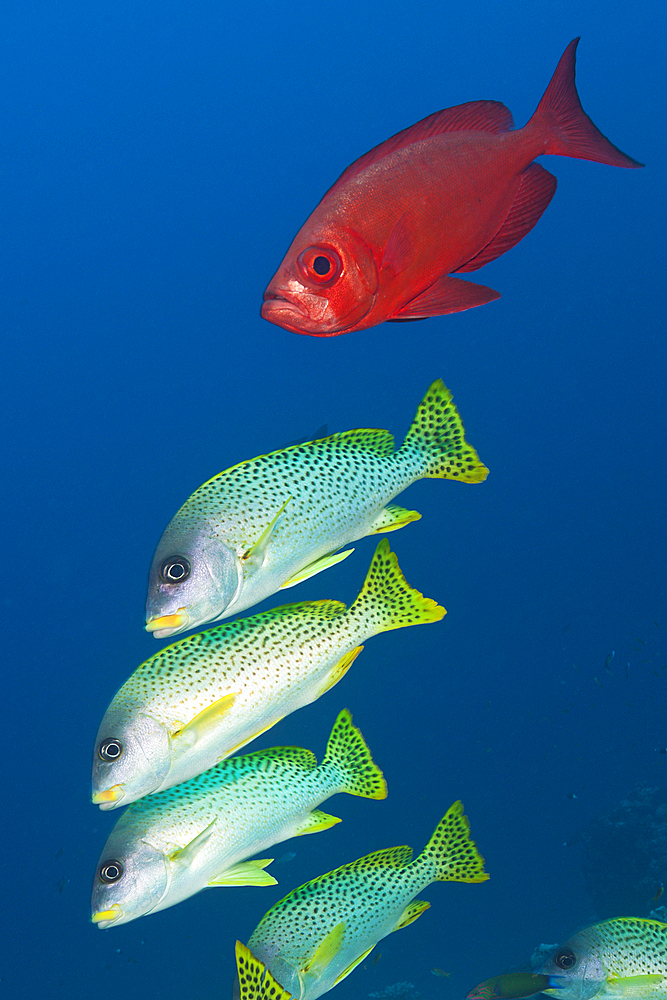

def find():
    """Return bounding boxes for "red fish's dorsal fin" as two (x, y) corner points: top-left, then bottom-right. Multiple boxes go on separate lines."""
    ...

(528, 38), (643, 167)
(454, 163), (557, 272)
(332, 101), (515, 192)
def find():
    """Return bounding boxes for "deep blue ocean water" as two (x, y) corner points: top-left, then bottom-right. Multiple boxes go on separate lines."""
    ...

(1, 2), (664, 997)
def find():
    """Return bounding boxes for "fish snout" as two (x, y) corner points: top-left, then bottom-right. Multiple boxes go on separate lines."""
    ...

(92, 784), (126, 810)
(145, 607), (190, 638)
(91, 904), (123, 929)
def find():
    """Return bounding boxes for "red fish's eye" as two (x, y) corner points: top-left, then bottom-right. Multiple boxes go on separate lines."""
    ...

(297, 246), (342, 286)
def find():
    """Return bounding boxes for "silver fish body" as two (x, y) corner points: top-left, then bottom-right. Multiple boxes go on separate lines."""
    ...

(244, 802), (488, 1000)
(91, 709), (385, 928)
(145, 379), (487, 637)
(540, 918), (667, 1000)
(93, 540), (443, 810)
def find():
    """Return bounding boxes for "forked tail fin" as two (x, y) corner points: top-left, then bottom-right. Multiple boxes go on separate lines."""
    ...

(322, 708), (387, 799)
(528, 38), (643, 167)
(235, 941), (294, 1000)
(400, 379), (488, 483)
(417, 800), (489, 883)
(349, 538), (445, 633)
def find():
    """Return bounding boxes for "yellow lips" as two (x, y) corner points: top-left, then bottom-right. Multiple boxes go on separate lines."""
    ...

(145, 608), (189, 634)
(92, 785), (125, 806)
(92, 905), (122, 925)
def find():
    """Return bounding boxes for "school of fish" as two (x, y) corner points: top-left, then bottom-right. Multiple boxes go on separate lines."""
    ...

(88, 38), (650, 1000)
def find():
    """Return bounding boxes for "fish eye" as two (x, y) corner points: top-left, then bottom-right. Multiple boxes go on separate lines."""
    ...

(99, 860), (124, 884)
(98, 738), (123, 762)
(313, 255), (331, 275)
(554, 947), (577, 970)
(160, 556), (191, 584)
(297, 246), (342, 286)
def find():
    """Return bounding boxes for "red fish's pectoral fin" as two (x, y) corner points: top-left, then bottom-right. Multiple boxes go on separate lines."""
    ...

(389, 275), (500, 319)
(454, 163), (557, 273)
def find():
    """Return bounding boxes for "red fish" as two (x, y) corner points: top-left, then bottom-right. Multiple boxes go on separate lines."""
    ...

(262, 40), (642, 338)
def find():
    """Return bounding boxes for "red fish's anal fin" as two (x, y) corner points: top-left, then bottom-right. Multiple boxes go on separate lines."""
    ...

(389, 274), (500, 319)
(454, 163), (557, 273)
(332, 101), (515, 192)
(529, 38), (643, 168)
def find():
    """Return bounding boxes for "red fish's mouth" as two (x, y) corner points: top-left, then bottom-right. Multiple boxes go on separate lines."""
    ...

(261, 285), (331, 335)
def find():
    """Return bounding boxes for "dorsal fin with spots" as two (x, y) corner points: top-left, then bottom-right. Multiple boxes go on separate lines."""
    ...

(313, 428), (395, 458)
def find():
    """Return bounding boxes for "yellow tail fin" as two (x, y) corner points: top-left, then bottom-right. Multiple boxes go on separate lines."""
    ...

(235, 941), (294, 1000)
(419, 801), (489, 883)
(400, 379), (488, 483)
(322, 708), (387, 800)
(350, 539), (445, 632)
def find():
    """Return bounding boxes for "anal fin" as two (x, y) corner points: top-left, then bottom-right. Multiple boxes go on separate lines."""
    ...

(369, 505), (421, 534)
(293, 809), (341, 836)
(280, 549), (354, 589)
(394, 899), (431, 930)
(454, 163), (557, 273)
(606, 975), (665, 997)
(208, 858), (277, 887)
(318, 646), (364, 697)
(389, 274), (500, 319)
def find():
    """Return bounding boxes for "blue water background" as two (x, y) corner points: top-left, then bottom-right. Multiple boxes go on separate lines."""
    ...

(1, 2), (664, 997)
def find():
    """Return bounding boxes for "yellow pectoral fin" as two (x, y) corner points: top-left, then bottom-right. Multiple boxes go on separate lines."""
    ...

(318, 646), (364, 697)
(606, 975), (665, 996)
(332, 945), (376, 986)
(280, 549), (355, 589)
(243, 498), (292, 572)
(303, 922), (346, 978)
(171, 692), (238, 752)
(208, 859), (277, 887)
(394, 899), (431, 930)
(369, 505), (421, 534)
(293, 810), (341, 836)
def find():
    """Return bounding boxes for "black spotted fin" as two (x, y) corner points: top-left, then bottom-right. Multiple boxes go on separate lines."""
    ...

(235, 941), (295, 1000)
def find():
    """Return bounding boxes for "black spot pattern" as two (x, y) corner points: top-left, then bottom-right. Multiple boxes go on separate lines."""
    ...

(236, 941), (294, 1000)
(155, 380), (487, 617)
(564, 918), (667, 980)
(400, 379), (489, 483)
(248, 802), (488, 995)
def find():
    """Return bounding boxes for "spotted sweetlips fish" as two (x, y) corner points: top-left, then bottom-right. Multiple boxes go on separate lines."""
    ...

(145, 379), (486, 638)
(539, 917), (667, 1000)
(239, 802), (488, 1000)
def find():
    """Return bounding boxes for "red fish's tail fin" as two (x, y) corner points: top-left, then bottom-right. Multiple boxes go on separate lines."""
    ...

(528, 38), (643, 167)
